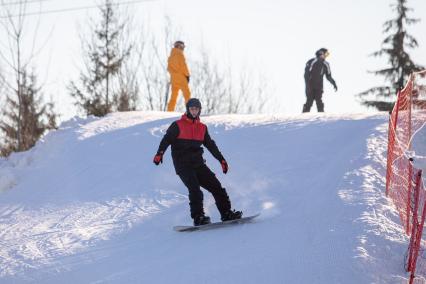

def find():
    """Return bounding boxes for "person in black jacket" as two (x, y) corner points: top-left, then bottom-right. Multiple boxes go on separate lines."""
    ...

(153, 98), (242, 226)
(303, 48), (338, 113)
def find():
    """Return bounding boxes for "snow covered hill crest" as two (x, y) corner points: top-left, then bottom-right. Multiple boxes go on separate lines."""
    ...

(0, 111), (411, 283)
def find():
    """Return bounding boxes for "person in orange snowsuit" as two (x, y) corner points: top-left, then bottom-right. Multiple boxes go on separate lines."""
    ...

(167, 41), (191, 112)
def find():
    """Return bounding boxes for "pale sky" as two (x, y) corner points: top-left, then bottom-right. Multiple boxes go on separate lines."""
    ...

(1, 0), (426, 120)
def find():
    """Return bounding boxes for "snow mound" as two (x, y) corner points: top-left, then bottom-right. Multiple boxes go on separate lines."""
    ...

(0, 111), (411, 283)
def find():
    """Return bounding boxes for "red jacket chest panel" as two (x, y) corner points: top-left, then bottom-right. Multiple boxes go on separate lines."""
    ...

(176, 118), (206, 141)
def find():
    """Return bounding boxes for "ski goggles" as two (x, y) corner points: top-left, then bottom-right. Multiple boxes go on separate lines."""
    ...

(319, 51), (330, 58)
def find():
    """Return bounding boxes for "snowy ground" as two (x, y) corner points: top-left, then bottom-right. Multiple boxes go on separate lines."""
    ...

(411, 113), (426, 172)
(0, 111), (413, 283)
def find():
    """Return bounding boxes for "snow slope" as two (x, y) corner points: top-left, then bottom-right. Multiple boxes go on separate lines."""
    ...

(0, 111), (412, 283)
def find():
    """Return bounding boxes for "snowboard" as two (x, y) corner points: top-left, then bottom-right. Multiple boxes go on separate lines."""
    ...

(173, 213), (260, 232)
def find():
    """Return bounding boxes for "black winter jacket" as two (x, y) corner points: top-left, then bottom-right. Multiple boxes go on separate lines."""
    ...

(156, 114), (225, 173)
(304, 57), (337, 90)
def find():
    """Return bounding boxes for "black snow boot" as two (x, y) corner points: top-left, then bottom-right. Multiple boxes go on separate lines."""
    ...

(193, 215), (211, 226)
(302, 104), (310, 113)
(221, 209), (243, 222)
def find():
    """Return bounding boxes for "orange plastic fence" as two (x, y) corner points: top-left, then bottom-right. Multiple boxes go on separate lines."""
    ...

(385, 70), (426, 283)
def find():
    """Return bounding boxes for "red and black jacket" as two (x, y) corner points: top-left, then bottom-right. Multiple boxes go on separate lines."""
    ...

(157, 114), (225, 173)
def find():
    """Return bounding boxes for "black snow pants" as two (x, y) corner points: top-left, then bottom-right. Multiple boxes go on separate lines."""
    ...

(303, 86), (324, 112)
(177, 164), (231, 219)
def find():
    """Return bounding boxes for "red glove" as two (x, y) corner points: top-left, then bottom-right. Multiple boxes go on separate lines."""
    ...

(221, 159), (228, 174)
(153, 151), (163, 165)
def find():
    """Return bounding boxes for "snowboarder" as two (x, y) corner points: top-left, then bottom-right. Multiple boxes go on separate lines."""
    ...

(303, 48), (338, 113)
(153, 98), (242, 226)
(167, 40), (191, 112)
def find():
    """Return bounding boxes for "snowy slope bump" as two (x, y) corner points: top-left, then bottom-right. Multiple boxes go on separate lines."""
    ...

(0, 111), (411, 283)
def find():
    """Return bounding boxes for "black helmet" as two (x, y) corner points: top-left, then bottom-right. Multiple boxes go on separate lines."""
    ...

(186, 98), (202, 118)
(315, 48), (328, 57)
(174, 40), (185, 48)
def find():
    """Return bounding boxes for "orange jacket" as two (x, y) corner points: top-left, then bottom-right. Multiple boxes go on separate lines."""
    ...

(167, 48), (190, 85)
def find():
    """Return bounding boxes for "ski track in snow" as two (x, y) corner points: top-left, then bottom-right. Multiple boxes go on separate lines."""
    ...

(337, 122), (409, 283)
(0, 111), (418, 283)
(0, 191), (186, 278)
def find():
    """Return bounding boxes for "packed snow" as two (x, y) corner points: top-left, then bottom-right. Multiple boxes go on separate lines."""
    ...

(0, 111), (414, 283)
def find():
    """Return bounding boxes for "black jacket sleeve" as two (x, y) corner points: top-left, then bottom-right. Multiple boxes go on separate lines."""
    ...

(157, 122), (179, 153)
(203, 128), (225, 162)
(324, 61), (337, 88)
(304, 59), (313, 84)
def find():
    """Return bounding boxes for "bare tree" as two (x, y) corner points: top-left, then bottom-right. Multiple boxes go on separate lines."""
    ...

(0, 65), (5, 105)
(138, 15), (182, 111)
(191, 49), (227, 114)
(190, 46), (268, 115)
(114, 5), (142, 112)
(233, 68), (268, 113)
(69, 0), (134, 117)
(138, 16), (268, 114)
(0, 0), (57, 156)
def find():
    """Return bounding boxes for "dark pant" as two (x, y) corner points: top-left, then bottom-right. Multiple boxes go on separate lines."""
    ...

(303, 87), (324, 112)
(178, 164), (231, 219)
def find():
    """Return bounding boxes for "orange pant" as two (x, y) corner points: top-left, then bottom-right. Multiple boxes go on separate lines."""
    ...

(167, 82), (191, 112)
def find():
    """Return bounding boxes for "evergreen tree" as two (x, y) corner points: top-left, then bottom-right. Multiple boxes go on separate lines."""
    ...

(69, 0), (133, 117)
(0, 1), (58, 157)
(358, 0), (423, 111)
(1, 71), (57, 157)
